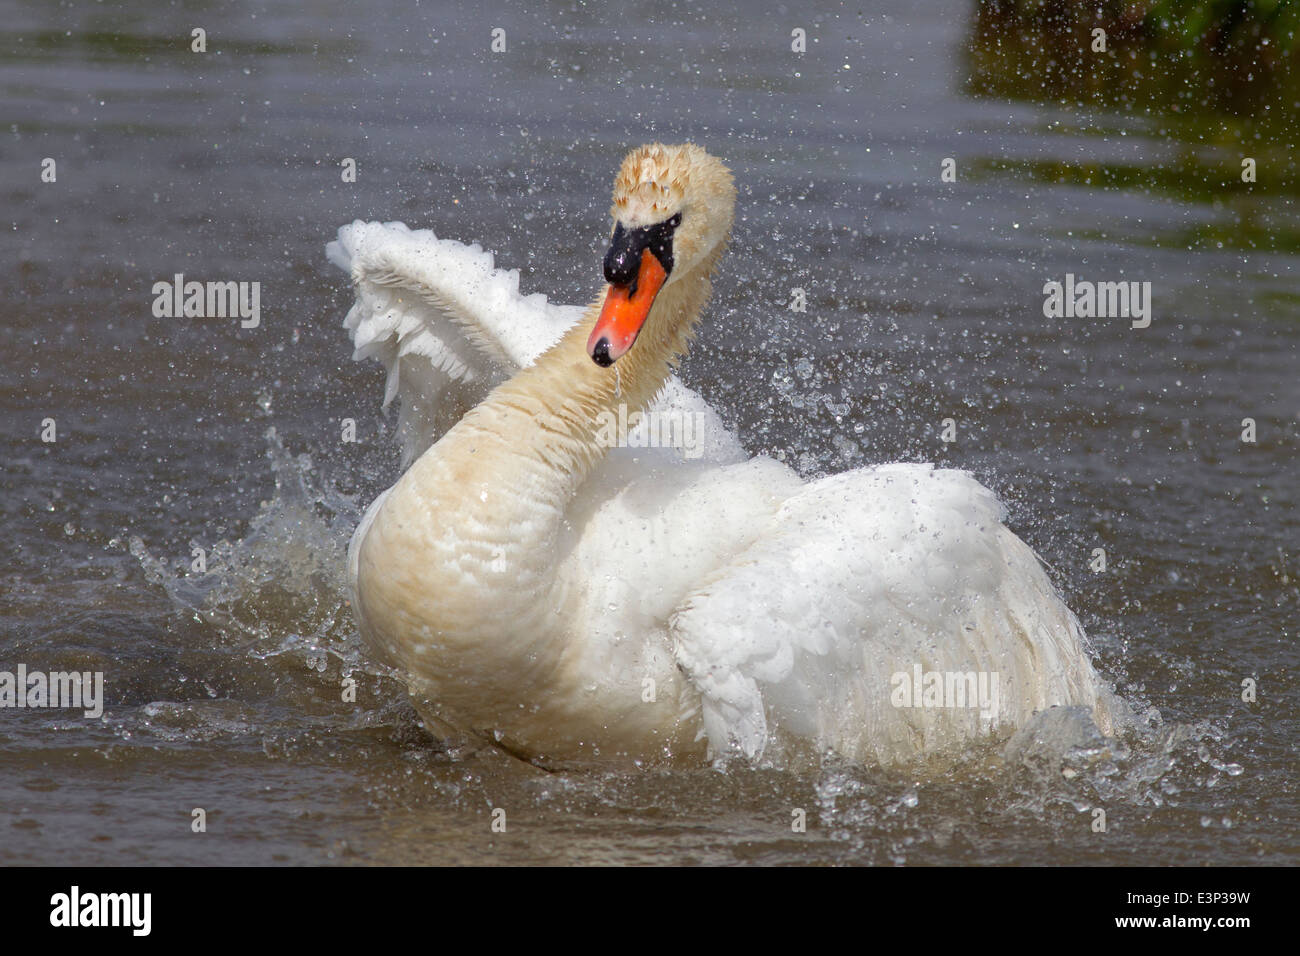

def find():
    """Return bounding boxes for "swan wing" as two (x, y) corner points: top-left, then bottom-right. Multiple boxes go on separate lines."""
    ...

(327, 220), (581, 465)
(669, 462), (1112, 764)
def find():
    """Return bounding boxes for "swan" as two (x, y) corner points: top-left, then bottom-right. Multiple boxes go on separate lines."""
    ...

(334, 142), (1117, 768)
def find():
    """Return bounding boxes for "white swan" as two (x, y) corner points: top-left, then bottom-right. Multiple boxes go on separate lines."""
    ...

(332, 143), (1116, 768)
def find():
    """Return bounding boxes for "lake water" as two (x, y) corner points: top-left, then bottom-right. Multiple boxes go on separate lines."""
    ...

(1, 0), (1295, 864)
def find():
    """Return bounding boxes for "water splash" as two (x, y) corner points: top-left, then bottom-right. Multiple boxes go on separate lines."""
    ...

(129, 427), (367, 673)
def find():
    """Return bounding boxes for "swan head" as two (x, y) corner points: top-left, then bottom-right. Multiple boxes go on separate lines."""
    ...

(587, 143), (735, 366)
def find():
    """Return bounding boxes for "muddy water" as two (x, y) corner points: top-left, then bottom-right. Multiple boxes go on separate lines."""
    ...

(1, 0), (1295, 864)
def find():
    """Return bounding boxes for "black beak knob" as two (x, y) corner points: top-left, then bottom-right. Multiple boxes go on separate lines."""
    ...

(603, 223), (640, 287)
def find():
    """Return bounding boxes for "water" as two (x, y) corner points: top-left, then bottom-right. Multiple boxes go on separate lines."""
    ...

(2, 0), (1295, 864)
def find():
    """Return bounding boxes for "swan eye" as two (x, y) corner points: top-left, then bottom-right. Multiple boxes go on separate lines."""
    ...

(668, 212), (683, 228)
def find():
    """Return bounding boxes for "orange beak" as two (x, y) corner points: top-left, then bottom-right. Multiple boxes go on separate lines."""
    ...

(587, 248), (668, 366)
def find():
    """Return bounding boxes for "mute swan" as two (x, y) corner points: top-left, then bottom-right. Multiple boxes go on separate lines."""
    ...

(335, 143), (1116, 768)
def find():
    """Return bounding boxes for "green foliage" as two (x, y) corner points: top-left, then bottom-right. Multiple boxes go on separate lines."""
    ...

(969, 0), (1300, 121)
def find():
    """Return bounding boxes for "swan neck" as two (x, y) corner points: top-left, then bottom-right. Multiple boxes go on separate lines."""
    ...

(492, 254), (718, 485)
